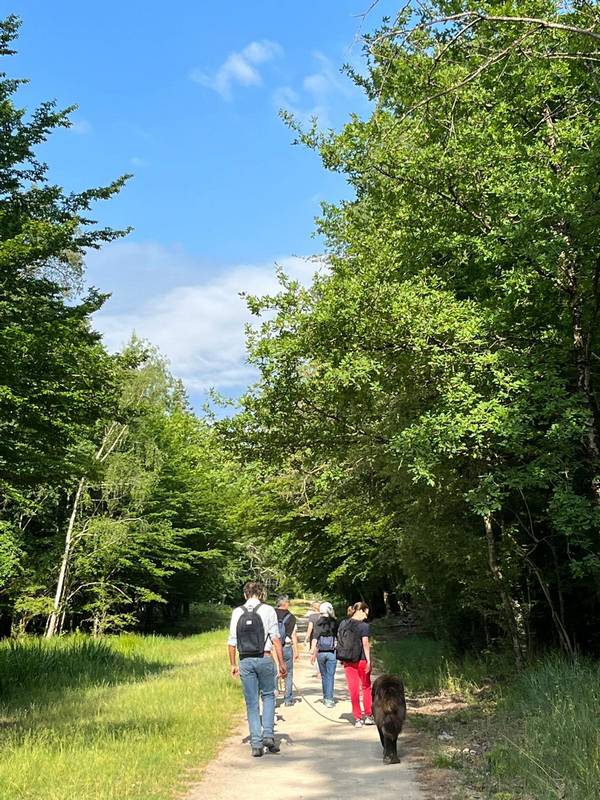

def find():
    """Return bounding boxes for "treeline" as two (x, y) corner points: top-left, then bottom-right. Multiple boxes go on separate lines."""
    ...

(4, 1), (600, 667)
(224, 0), (600, 665)
(0, 17), (251, 637)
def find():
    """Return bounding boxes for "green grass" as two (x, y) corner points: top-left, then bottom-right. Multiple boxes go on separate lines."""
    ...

(0, 623), (242, 800)
(378, 633), (600, 800)
(148, 602), (232, 636)
(486, 657), (600, 800)
(374, 631), (506, 697)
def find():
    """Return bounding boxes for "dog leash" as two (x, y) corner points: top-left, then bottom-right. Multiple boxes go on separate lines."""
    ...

(289, 679), (352, 725)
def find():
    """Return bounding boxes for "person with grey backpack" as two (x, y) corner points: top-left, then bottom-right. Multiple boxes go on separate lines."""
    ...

(310, 602), (338, 707)
(228, 581), (287, 757)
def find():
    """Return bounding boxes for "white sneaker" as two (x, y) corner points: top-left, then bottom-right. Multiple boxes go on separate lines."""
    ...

(364, 715), (375, 726)
(354, 719), (364, 728)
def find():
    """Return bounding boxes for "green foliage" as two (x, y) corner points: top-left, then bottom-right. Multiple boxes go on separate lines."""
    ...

(0, 15), (128, 617)
(376, 632), (509, 696)
(227, 0), (600, 656)
(0, 630), (242, 800)
(486, 657), (600, 800)
(0, 17), (253, 635)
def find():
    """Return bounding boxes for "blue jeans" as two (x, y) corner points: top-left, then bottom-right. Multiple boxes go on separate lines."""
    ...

(283, 645), (294, 703)
(317, 651), (337, 701)
(239, 656), (276, 748)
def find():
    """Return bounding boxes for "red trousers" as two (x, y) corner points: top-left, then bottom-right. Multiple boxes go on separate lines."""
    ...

(343, 660), (372, 720)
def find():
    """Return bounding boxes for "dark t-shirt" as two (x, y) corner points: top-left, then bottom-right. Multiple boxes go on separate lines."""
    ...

(276, 608), (296, 644)
(357, 621), (369, 661)
(307, 612), (321, 642)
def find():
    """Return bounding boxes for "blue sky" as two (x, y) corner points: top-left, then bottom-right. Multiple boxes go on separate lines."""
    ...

(8, 0), (396, 407)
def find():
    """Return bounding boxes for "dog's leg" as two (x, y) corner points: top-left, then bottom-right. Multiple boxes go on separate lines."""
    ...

(383, 734), (400, 764)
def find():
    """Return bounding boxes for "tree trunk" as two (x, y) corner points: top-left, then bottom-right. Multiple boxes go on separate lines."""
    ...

(526, 554), (574, 658)
(45, 422), (128, 639)
(45, 477), (86, 638)
(483, 514), (525, 670)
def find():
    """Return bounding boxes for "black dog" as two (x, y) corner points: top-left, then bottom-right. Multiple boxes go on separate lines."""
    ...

(372, 674), (407, 764)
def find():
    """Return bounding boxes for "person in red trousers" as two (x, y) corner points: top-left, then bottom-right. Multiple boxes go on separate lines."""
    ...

(341, 601), (374, 727)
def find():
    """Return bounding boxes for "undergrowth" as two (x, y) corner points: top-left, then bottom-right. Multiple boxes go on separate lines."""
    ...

(378, 634), (600, 800)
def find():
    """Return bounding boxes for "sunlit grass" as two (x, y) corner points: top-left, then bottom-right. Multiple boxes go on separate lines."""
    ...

(378, 633), (600, 800)
(487, 657), (600, 800)
(0, 627), (242, 800)
(374, 632), (504, 697)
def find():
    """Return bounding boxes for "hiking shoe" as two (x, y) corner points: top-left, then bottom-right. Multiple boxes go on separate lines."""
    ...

(263, 738), (280, 754)
(284, 701), (294, 707)
(251, 747), (263, 757)
(364, 715), (375, 726)
(354, 719), (364, 728)
(324, 699), (335, 708)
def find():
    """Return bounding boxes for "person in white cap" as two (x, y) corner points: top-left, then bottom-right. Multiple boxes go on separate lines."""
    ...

(310, 602), (338, 708)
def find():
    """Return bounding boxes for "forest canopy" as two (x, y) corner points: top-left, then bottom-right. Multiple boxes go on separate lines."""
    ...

(2, 2), (600, 666)
(225, 0), (600, 664)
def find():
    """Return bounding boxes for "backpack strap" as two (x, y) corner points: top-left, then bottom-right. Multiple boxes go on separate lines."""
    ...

(281, 612), (293, 644)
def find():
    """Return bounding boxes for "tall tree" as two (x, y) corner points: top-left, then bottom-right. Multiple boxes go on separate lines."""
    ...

(0, 15), (128, 629)
(231, 0), (600, 660)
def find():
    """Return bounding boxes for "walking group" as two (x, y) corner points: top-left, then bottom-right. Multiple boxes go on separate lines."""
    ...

(227, 582), (374, 756)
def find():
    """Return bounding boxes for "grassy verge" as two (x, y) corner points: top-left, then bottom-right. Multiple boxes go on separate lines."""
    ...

(377, 633), (600, 800)
(484, 657), (600, 800)
(0, 614), (241, 800)
(374, 628), (507, 696)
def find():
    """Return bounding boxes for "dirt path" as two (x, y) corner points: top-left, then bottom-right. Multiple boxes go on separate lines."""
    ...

(186, 644), (425, 800)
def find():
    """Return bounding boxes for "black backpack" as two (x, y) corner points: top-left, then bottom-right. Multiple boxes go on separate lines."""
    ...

(278, 612), (292, 646)
(236, 603), (267, 657)
(314, 617), (337, 652)
(335, 619), (363, 662)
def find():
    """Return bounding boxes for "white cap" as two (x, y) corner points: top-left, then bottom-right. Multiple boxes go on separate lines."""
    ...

(319, 602), (335, 617)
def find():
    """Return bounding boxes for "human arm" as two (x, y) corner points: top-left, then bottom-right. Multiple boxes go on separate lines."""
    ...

(227, 609), (241, 678)
(228, 644), (239, 678)
(272, 636), (287, 678)
(305, 620), (314, 649)
(362, 636), (371, 673)
(265, 607), (287, 678)
(360, 621), (371, 672)
(310, 637), (318, 665)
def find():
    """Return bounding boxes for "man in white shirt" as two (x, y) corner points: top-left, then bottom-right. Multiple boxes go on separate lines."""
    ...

(228, 581), (287, 757)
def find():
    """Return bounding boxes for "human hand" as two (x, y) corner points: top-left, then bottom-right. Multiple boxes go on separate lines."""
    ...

(365, 661), (372, 674)
(294, 651), (300, 662)
(279, 664), (288, 679)
(230, 664), (239, 679)
(310, 653), (316, 665)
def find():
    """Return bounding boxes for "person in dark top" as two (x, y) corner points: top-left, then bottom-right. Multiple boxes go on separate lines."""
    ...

(310, 602), (338, 707)
(341, 601), (374, 727)
(304, 601), (321, 650)
(275, 595), (299, 706)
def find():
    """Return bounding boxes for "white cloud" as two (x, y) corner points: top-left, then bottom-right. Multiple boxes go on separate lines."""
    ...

(90, 243), (324, 393)
(273, 52), (352, 128)
(70, 118), (92, 135)
(191, 40), (283, 100)
(303, 52), (350, 99)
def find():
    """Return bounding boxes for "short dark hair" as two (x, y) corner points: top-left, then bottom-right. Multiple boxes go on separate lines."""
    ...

(243, 581), (265, 600)
(277, 594), (289, 607)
